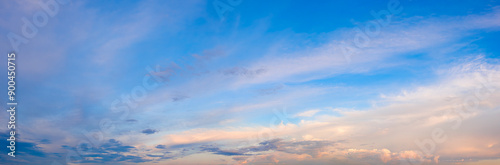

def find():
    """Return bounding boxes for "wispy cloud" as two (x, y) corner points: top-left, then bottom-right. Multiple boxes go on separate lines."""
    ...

(294, 109), (322, 117)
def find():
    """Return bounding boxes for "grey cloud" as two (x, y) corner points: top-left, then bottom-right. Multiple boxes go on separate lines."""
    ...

(147, 154), (164, 157)
(126, 119), (138, 122)
(192, 48), (226, 62)
(76, 139), (153, 164)
(100, 139), (135, 153)
(172, 95), (189, 102)
(200, 145), (246, 156)
(258, 84), (284, 95)
(156, 144), (167, 149)
(176, 139), (338, 158)
(222, 67), (266, 77)
(39, 139), (51, 144)
(148, 139), (339, 162)
(142, 128), (159, 135)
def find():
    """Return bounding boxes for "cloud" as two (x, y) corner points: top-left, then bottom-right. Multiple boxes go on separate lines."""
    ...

(100, 139), (135, 153)
(156, 144), (167, 149)
(199, 139), (281, 156)
(201, 145), (246, 156)
(192, 47), (227, 62)
(130, 9), (500, 131)
(172, 95), (189, 102)
(2, 135), (45, 157)
(142, 129), (159, 135)
(126, 119), (138, 122)
(221, 67), (267, 77)
(344, 148), (440, 164)
(68, 139), (155, 164)
(0, 131), (61, 164)
(294, 109), (322, 117)
(146, 138), (338, 163)
(142, 56), (500, 164)
(225, 9), (500, 88)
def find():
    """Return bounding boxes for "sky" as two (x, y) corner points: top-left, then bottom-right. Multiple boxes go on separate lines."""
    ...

(0, 0), (500, 164)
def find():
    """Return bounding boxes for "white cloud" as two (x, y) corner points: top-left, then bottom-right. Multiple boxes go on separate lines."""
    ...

(294, 109), (322, 117)
(229, 9), (500, 88)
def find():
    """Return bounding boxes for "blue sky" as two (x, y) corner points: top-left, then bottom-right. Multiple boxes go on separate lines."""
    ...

(1, 0), (500, 164)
